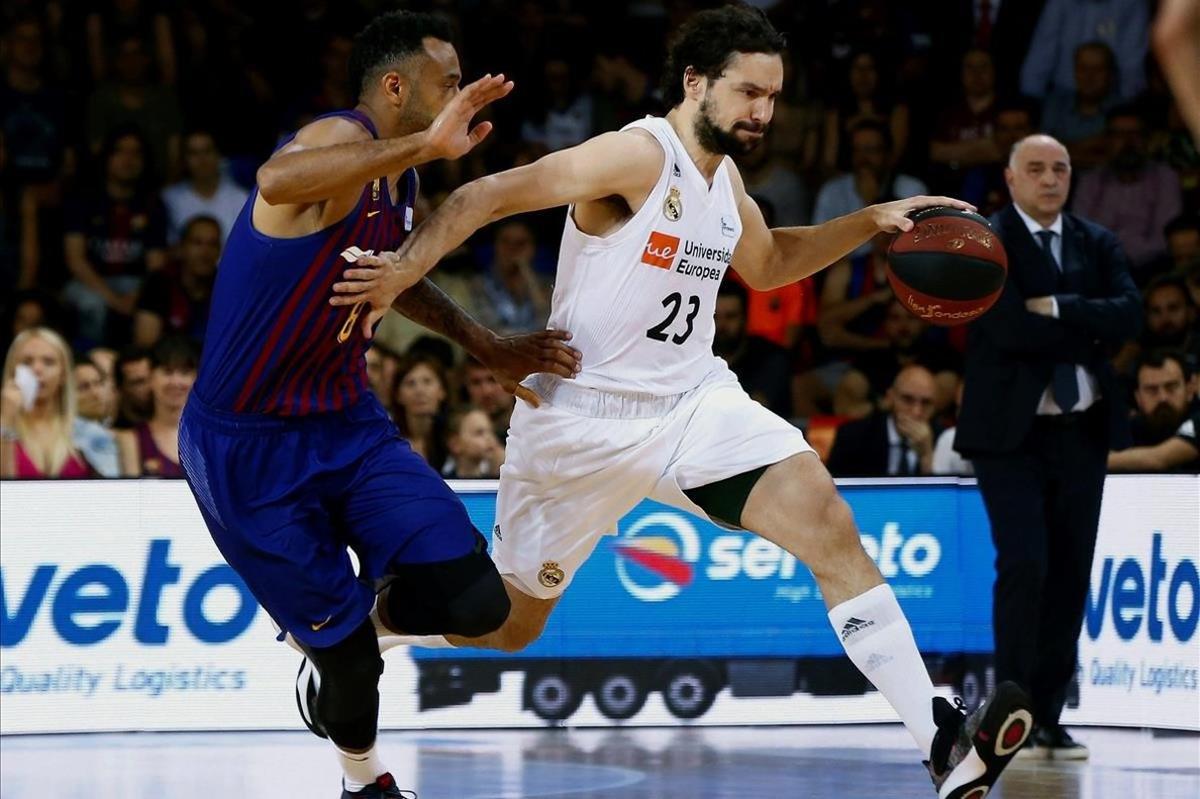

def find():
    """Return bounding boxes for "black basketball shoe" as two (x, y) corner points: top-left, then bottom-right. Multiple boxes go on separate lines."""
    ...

(926, 681), (1034, 798)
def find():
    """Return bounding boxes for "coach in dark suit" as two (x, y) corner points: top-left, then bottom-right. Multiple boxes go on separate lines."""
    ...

(955, 133), (1140, 759)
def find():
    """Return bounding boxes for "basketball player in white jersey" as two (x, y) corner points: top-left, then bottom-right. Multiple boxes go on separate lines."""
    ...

(330, 6), (1032, 797)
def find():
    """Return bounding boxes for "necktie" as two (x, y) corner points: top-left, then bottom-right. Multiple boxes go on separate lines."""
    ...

(895, 439), (912, 476)
(1035, 229), (1080, 411)
(977, 0), (993, 48)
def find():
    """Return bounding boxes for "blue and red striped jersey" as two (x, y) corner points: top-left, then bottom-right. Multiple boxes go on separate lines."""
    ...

(192, 110), (415, 416)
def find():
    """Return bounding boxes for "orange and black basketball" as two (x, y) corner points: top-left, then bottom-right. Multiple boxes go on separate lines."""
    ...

(886, 207), (1008, 326)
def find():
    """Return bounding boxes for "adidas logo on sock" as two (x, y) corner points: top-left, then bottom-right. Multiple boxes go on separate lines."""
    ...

(863, 652), (894, 672)
(840, 616), (876, 641)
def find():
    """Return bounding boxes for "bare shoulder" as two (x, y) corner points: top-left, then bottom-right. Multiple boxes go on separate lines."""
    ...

(278, 115), (373, 152)
(588, 128), (665, 173)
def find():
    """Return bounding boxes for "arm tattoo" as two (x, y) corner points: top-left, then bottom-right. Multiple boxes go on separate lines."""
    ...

(390, 278), (493, 357)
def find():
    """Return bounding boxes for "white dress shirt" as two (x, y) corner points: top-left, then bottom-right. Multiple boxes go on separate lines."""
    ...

(1012, 203), (1101, 415)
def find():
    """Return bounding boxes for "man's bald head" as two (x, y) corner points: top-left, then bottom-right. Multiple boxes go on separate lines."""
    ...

(887, 364), (937, 424)
(1005, 134), (1071, 225)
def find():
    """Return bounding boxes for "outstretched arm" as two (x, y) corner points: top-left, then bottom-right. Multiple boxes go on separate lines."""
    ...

(390, 278), (580, 406)
(256, 74), (513, 222)
(330, 129), (663, 334)
(728, 163), (975, 291)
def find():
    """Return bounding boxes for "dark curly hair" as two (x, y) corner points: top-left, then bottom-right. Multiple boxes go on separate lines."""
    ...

(660, 4), (787, 109)
(349, 11), (455, 100)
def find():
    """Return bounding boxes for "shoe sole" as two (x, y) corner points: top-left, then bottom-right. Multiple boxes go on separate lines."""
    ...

(941, 681), (1034, 799)
(295, 657), (328, 740)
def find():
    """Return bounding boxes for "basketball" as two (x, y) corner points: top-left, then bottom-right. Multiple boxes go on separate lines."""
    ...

(886, 206), (1008, 326)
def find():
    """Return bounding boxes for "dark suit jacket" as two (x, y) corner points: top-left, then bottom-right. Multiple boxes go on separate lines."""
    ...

(955, 204), (1141, 456)
(827, 412), (891, 477)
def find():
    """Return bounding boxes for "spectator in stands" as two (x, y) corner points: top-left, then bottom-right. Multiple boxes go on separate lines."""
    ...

(63, 126), (167, 345)
(1165, 216), (1200, 273)
(1039, 41), (1119, 170)
(979, 98), (1037, 217)
(87, 346), (118, 383)
(714, 280), (792, 417)
(1020, 0), (1148, 101)
(1185, 259), (1200, 311)
(364, 343), (400, 416)
(289, 32), (355, 125)
(393, 354), (449, 472)
(442, 406), (504, 480)
(930, 0), (1045, 101)
(813, 120), (927, 258)
(1126, 350), (1199, 444)
(826, 364), (940, 477)
(737, 137), (809, 227)
(589, 48), (656, 135)
(932, 384), (973, 476)
(1109, 350), (1200, 472)
(86, 0), (177, 86)
(929, 49), (1000, 207)
(133, 215), (219, 347)
(4, 290), (62, 349)
(1, 15), (73, 190)
(1, 327), (118, 479)
(822, 51), (910, 173)
(1074, 107), (1183, 280)
(462, 357), (514, 442)
(521, 57), (593, 152)
(116, 336), (196, 477)
(797, 235), (894, 415)
(85, 34), (183, 182)
(74, 356), (116, 427)
(113, 345), (153, 428)
(161, 130), (248, 245)
(472, 220), (551, 335)
(833, 297), (963, 420)
(1143, 274), (1199, 357)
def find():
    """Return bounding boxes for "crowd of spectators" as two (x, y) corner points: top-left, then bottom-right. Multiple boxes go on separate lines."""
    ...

(2, 0), (1198, 479)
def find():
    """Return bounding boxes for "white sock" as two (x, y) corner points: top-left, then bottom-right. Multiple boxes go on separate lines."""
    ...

(828, 583), (939, 759)
(336, 743), (385, 792)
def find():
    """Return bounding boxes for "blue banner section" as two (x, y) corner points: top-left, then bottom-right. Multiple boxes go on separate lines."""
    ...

(431, 482), (996, 662)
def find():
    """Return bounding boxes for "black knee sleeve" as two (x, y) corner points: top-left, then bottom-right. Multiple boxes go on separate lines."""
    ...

(307, 619), (382, 750)
(385, 533), (511, 638)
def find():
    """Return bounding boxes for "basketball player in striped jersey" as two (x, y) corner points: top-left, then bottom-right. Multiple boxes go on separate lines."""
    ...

(332, 7), (1032, 799)
(178, 12), (580, 798)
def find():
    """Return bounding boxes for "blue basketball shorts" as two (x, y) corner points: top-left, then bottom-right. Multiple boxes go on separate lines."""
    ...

(178, 393), (479, 648)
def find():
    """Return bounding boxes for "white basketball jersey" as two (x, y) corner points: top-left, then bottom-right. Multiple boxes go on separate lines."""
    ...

(546, 116), (743, 396)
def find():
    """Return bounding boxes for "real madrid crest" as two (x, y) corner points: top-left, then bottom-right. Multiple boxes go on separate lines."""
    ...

(663, 186), (683, 221)
(538, 561), (565, 589)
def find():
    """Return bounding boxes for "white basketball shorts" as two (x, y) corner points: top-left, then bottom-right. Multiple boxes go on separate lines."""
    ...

(492, 364), (813, 599)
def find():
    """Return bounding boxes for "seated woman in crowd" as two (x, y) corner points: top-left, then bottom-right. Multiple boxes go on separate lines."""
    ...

(392, 354), (450, 472)
(116, 337), (198, 477)
(442, 406), (505, 480)
(1, 328), (118, 479)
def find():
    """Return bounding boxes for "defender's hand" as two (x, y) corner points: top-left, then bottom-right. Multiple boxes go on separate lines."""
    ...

(484, 329), (582, 408)
(330, 251), (424, 338)
(870, 196), (977, 233)
(422, 73), (515, 161)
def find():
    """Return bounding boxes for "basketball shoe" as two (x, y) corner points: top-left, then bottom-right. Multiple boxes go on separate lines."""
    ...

(926, 681), (1034, 799)
(341, 773), (416, 798)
